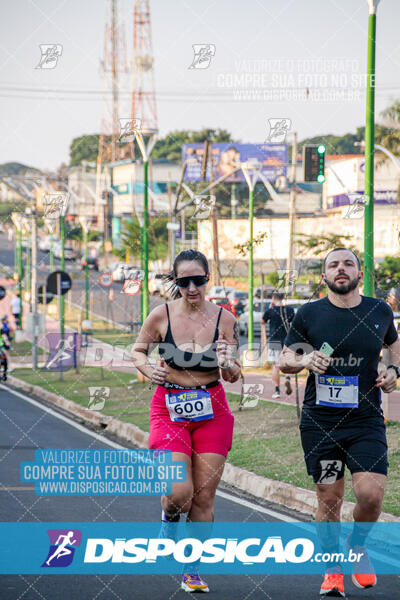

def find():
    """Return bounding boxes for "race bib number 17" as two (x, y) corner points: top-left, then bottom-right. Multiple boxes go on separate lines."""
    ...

(315, 375), (359, 408)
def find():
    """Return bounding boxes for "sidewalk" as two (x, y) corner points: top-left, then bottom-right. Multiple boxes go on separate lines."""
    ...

(3, 285), (400, 423)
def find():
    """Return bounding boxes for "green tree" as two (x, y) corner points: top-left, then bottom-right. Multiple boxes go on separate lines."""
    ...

(296, 133), (363, 156)
(378, 100), (400, 157)
(65, 224), (101, 242)
(116, 216), (169, 261)
(266, 272), (280, 287)
(152, 128), (235, 163)
(68, 129), (235, 167)
(69, 135), (99, 167)
(374, 256), (400, 294)
(295, 233), (359, 273)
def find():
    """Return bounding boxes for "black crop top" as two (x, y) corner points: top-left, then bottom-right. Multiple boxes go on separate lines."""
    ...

(158, 304), (223, 372)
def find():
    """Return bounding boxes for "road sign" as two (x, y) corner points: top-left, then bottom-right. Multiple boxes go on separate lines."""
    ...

(122, 279), (142, 296)
(46, 271), (72, 295)
(98, 273), (113, 287)
(0, 286), (6, 300)
(38, 284), (54, 304)
(43, 332), (81, 372)
(166, 222), (180, 231)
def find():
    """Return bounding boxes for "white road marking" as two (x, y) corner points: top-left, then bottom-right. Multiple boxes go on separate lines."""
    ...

(1, 384), (296, 521)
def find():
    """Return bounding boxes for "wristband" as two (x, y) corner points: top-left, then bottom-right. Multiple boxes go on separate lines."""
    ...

(387, 365), (400, 379)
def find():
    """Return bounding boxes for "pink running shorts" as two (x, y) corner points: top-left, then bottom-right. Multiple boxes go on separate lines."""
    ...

(149, 382), (234, 458)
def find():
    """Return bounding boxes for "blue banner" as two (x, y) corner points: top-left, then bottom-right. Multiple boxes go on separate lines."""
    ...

(182, 142), (288, 183)
(0, 522), (399, 574)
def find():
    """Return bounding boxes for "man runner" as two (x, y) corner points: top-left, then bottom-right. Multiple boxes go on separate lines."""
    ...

(261, 291), (294, 398)
(280, 248), (400, 597)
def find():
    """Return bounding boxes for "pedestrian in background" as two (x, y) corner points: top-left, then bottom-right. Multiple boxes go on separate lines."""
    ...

(1, 315), (13, 345)
(261, 291), (294, 398)
(11, 293), (21, 328)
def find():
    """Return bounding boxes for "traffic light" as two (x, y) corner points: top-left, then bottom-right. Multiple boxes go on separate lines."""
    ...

(303, 144), (326, 183)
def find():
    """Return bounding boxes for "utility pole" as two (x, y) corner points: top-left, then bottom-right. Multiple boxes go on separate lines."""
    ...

(209, 143), (221, 286)
(286, 132), (297, 295)
(231, 183), (238, 219)
(167, 172), (173, 270)
(364, 0), (380, 297)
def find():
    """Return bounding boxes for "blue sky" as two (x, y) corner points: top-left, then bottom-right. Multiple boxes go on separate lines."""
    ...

(0, 0), (399, 170)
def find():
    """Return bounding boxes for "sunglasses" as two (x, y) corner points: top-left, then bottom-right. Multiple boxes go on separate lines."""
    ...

(175, 275), (209, 289)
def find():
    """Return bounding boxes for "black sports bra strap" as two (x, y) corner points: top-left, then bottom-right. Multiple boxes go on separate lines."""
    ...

(214, 307), (223, 339)
(165, 303), (170, 324)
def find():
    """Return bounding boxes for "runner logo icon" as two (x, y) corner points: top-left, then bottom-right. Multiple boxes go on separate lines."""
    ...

(317, 460), (343, 485)
(42, 529), (82, 567)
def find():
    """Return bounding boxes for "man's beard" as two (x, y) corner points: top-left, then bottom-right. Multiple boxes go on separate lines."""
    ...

(326, 275), (360, 295)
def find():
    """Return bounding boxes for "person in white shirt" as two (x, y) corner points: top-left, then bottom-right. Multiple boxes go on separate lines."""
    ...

(11, 294), (21, 328)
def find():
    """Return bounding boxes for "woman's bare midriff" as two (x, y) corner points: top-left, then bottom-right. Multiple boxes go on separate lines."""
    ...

(163, 366), (220, 387)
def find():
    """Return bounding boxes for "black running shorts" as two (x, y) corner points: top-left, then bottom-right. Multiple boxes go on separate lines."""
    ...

(300, 411), (388, 484)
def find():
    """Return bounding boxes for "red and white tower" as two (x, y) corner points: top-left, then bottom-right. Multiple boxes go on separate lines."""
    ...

(131, 0), (158, 133)
(97, 0), (131, 171)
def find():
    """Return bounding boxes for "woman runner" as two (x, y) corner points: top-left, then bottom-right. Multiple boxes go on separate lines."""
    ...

(132, 250), (241, 592)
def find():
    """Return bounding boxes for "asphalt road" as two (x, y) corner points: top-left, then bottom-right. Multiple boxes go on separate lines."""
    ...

(0, 384), (399, 599)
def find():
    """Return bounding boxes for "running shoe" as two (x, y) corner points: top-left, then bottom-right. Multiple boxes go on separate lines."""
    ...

(158, 510), (180, 544)
(347, 535), (377, 589)
(285, 377), (292, 396)
(320, 567), (345, 597)
(1, 373), (6, 381)
(181, 568), (209, 593)
(272, 390), (280, 399)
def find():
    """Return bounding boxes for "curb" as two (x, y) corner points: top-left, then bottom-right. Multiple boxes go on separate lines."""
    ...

(8, 375), (400, 523)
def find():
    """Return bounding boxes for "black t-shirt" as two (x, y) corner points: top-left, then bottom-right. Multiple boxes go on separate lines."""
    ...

(283, 296), (398, 423)
(262, 304), (295, 343)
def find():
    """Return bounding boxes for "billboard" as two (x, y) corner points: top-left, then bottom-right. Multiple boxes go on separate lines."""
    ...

(182, 143), (288, 183)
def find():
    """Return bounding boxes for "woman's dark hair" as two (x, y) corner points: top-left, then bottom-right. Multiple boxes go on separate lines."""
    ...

(163, 250), (209, 299)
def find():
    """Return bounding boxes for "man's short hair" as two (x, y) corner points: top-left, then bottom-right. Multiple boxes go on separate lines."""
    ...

(323, 248), (361, 272)
(272, 291), (284, 301)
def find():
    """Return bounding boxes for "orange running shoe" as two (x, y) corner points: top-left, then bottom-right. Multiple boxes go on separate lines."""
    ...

(347, 536), (377, 589)
(320, 569), (345, 597)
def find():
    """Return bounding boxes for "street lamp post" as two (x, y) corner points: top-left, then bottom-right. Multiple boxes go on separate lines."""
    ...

(364, 0), (381, 297)
(44, 193), (69, 343)
(134, 128), (157, 323)
(79, 217), (90, 321)
(241, 159), (261, 350)
(22, 215), (31, 308)
(11, 213), (24, 329)
(60, 211), (65, 337)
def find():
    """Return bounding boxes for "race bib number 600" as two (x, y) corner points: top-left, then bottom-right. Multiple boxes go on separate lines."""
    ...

(166, 389), (214, 422)
(315, 375), (359, 408)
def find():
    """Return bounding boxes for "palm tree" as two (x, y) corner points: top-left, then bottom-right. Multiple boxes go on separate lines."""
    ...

(379, 100), (400, 157)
